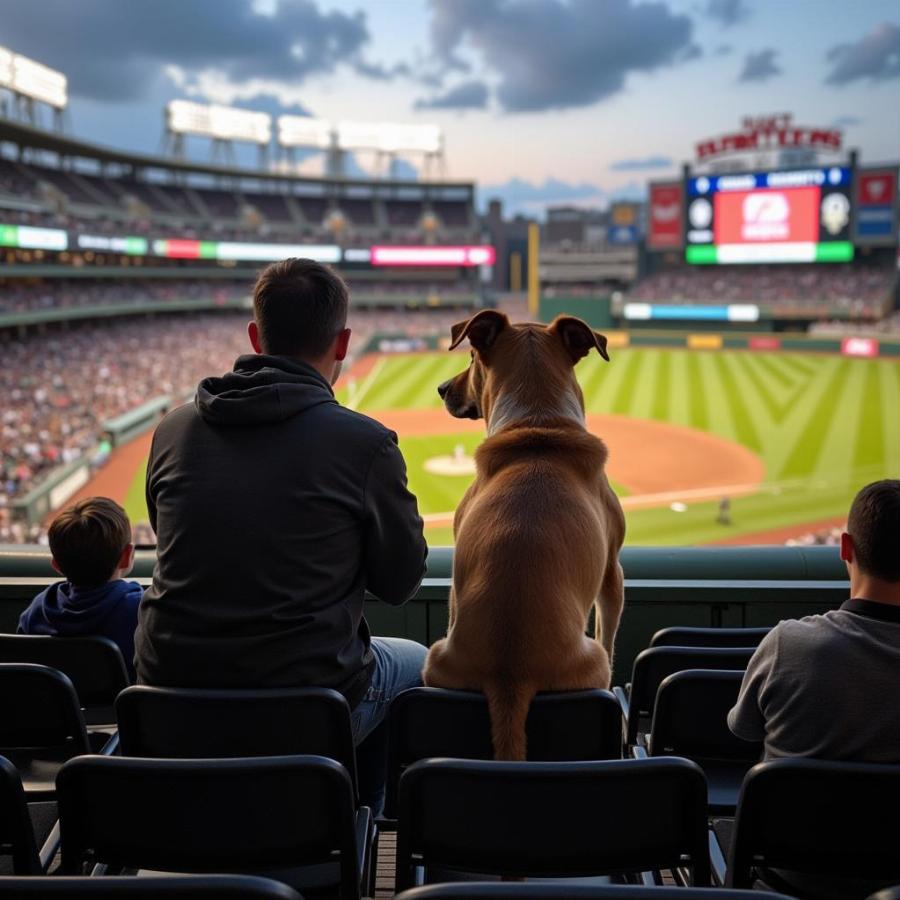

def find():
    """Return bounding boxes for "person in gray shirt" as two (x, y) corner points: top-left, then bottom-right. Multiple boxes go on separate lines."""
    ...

(728, 479), (900, 898)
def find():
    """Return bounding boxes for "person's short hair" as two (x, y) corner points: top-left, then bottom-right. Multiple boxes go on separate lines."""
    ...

(847, 479), (900, 582)
(252, 258), (349, 358)
(48, 497), (131, 588)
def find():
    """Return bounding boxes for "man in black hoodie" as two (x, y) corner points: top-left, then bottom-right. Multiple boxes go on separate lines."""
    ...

(135, 258), (428, 808)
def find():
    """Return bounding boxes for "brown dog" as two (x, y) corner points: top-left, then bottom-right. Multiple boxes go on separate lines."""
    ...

(423, 310), (626, 760)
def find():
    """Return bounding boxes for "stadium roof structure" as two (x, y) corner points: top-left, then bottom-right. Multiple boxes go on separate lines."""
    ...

(0, 115), (473, 193)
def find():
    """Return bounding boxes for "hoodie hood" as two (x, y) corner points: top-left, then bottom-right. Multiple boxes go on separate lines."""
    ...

(30, 579), (141, 631)
(196, 354), (336, 426)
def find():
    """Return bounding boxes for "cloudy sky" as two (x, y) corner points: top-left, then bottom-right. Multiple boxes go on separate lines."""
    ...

(2, 0), (899, 213)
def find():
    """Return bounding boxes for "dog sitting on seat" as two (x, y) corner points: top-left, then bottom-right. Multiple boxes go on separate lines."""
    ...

(423, 310), (626, 760)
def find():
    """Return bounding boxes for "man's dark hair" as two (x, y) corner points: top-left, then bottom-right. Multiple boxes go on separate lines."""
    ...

(48, 497), (131, 587)
(253, 258), (349, 358)
(847, 479), (900, 582)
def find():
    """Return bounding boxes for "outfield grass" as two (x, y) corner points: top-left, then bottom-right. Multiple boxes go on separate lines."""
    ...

(124, 348), (900, 545)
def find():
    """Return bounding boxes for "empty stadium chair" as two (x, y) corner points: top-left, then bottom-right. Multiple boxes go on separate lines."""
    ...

(641, 670), (761, 814)
(0, 755), (43, 875)
(395, 758), (710, 890)
(385, 687), (622, 820)
(395, 884), (795, 899)
(0, 664), (113, 800)
(115, 686), (357, 795)
(0, 635), (130, 727)
(649, 627), (770, 649)
(720, 759), (900, 895)
(869, 889), (900, 900)
(57, 754), (370, 898)
(614, 647), (755, 747)
(0, 874), (303, 897)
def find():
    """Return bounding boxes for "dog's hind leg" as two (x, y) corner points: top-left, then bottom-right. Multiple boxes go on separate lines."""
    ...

(485, 683), (535, 761)
(595, 559), (624, 670)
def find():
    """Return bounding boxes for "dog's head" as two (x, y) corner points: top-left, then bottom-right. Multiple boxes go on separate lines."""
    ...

(437, 310), (609, 422)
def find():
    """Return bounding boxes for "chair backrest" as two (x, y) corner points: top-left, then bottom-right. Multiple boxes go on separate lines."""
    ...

(649, 670), (761, 762)
(0, 635), (129, 712)
(115, 685), (357, 794)
(727, 759), (900, 889)
(627, 647), (755, 745)
(385, 688), (622, 819)
(0, 664), (90, 755)
(869, 889), (900, 900)
(649, 627), (771, 649)
(57, 754), (359, 898)
(396, 757), (709, 891)
(0, 874), (303, 897)
(396, 884), (795, 900)
(0, 754), (42, 875)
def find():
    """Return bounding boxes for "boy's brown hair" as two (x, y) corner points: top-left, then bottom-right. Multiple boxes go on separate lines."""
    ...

(48, 497), (131, 587)
(847, 479), (900, 582)
(252, 258), (349, 358)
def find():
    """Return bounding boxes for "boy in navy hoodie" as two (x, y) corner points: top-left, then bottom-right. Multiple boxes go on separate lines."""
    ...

(18, 497), (142, 681)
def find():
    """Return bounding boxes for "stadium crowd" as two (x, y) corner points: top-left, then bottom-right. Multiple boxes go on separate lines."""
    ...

(0, 304), (469, 544)
(627, 263), (896, 318)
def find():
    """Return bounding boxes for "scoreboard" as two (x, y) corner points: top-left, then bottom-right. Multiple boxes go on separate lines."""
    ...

(684, 166), (854, 265)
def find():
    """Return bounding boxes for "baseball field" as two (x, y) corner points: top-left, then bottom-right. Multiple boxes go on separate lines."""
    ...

(104, 345), (900, 546)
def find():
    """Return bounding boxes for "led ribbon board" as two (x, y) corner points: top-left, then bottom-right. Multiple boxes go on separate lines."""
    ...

(0, 223), (68, 251)
(685, 167), (854, 265)
(370, 245), (496, 267)
(151, 239), (340, 263)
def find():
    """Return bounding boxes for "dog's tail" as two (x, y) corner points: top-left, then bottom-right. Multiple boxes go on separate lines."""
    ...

(485, 683), (536, 761)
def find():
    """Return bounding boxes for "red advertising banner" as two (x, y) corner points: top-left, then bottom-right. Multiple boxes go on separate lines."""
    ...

(858, 170), (896, 206)
(714, 186), (819, 245)
(841, 337), (879, 358)
(648, 182), (683, 249)
(749, 336), (781, 351)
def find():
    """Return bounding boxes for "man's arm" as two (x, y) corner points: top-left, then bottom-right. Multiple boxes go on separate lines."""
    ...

(727, 627), (779, 743)
(362, 433), (427, 606)
(144, 430), (159, 535)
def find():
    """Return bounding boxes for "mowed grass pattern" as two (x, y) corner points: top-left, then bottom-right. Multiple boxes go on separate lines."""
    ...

(335, 349), (900, 545)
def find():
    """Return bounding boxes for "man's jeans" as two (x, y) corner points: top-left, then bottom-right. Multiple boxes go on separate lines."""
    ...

(352, 637), (428, 816)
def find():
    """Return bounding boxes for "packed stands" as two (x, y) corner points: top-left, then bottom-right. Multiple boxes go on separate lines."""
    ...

(626, 262), (896, 320)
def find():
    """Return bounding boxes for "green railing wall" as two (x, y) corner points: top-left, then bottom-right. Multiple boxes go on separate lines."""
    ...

(0, 544), (848, 685)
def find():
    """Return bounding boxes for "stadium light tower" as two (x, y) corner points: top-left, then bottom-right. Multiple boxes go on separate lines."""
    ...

(0, 46), (67, 131)
(165, 100), (272, 168)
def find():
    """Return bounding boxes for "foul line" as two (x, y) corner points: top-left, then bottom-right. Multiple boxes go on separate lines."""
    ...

(346, 357), (387, 411)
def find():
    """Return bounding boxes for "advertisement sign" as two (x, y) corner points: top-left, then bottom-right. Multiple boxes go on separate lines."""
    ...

(685, 166), (854, 265)
(647, 182), (683, 250)
(855, 168), (898, 245)
(695, 114), (841, 163)
(370, 245), (495, 267)
(0, 223), (68, 251)
(623, 303), (758, 322)
(841, 337), (879, 358)
(749, 336), (781, 351)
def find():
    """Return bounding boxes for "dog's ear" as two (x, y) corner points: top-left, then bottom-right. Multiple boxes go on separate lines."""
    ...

(551, 316), (610, 362)
(449, 310), (509, 353)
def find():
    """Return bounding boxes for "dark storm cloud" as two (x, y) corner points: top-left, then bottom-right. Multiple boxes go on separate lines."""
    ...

(425, 0), (694, 113)
(610, 156), (674, 171)
(414, 81), (489, 110)
(704, 0), (750, 28)
(825, 22), (900, 85)
(738, 49), (782, 82)
(0, 0), (388, 102)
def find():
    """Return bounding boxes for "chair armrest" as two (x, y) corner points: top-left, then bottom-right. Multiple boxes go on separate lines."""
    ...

(631, 744), (649, 759)
(355, 806), (374, 889)
(39, 821), (60, 872)
(709, 827), (727, 886)
(100, 732), (119, 756)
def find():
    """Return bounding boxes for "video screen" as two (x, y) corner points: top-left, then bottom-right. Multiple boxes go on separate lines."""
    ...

(685, 166), (854, 265)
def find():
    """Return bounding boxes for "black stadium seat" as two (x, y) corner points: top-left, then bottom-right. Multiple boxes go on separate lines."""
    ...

(0, 634), (130, 727)
(643, 669), (761, 814)
(0, 755), (43, 875)
(615, 647), (755, 747)
(396, 757), (710, 890)
(385, 687), (622, 820)
(115, 685), (358, 796)
(722, 758), (900, 894)
(649, 627), (771, 649)
(0, 874), (303, 897)
(395, 883), (795, 900)
(57, 754), (369, 898)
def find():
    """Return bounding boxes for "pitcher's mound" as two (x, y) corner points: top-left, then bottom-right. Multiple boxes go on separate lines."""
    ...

(424, 445), (476, 476)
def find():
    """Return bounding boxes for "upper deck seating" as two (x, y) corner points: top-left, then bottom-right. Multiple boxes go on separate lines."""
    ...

(384, 687), (622, 821)
(57, 754), (368, 897)
(641, 669), (761, 814)
(395, 757), (710, 890)
(0, 635), (129, 728)
(0, 874), (303, 897)
(649, 627), (771, 649)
